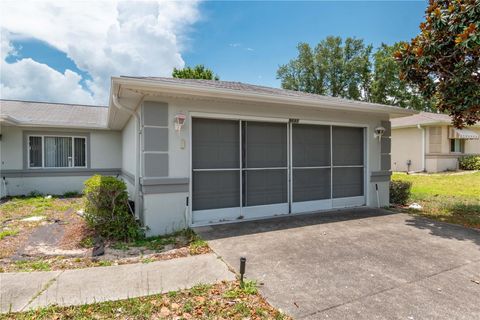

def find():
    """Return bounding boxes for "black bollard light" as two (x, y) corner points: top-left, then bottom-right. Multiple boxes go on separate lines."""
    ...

(240, 257), (246, 286)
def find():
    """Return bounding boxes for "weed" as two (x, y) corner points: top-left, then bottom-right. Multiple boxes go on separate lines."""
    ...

(0, 229), (19, 240)
(14, 260), (51, 272)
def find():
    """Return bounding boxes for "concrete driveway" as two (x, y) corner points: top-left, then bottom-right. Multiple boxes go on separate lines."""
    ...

(195, 208), (480, 319)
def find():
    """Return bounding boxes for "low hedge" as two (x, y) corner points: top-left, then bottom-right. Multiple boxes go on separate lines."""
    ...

(459, 155), (480, 170)
(83, 175), (142, 241)
(390, 180), (412, 206)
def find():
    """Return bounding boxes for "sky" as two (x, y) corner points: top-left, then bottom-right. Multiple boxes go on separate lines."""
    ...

(0, 0), (428, 106)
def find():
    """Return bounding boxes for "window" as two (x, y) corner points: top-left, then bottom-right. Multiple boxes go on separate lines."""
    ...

(28, 135), (87, 168)
(450, 139), (464, 153)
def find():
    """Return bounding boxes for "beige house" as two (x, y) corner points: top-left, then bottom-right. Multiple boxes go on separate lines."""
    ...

(391, 112), (480, 172)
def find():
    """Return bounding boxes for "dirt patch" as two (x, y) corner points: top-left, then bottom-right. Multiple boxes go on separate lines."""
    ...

(0, 196), (211, 273)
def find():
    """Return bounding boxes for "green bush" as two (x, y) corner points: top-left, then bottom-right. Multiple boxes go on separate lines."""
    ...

(83, 175), (142, 241)
(459, 155), (480, 170)
(390, 180), (412, 206)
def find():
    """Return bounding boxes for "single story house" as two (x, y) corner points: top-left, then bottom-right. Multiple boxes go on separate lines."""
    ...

(391, 112), (480, 173)
(1, 77), (415, 235)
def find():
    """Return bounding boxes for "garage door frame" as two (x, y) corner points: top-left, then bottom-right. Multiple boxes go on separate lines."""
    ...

(189, 112), (369, 227)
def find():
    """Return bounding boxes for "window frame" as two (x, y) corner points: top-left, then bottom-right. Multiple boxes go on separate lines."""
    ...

(27, 134), (88, 169)
(450, 139), (465, 154)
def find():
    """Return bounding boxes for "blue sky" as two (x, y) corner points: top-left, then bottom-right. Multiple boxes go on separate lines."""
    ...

(184, 1), (427, 87)
(1, 1), (427, 104)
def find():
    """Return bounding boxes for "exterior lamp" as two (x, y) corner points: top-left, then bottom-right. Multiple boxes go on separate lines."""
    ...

(174, 113), (186, 133)
(374, 126), (386, 142)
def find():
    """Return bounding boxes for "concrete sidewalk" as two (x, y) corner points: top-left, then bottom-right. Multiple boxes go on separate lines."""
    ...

(0, 253), (235, 313)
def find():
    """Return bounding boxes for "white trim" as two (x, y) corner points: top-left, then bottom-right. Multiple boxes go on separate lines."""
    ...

(189, 111), (289, 123)
(192, 168), (240, 172)
(27, 134), (87, 169)
(299, 119), (369, 128)
(192, 207), (242, 225)
(332, 196), (366, 208)
(242, 203), (289, 220)
(292, 199), (332, 214)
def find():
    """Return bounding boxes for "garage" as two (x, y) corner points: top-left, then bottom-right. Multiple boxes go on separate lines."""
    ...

(192, 117), (366, 225)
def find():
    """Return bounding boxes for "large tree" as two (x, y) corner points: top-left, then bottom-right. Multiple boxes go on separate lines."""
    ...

(371, 43), (434, 111)
(277, 36), (373, 101)
(396, 0), (480, 127)
(172, 65), (219, 80)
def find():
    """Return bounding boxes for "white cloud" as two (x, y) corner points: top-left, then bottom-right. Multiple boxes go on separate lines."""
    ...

(0, 0), (201, 104)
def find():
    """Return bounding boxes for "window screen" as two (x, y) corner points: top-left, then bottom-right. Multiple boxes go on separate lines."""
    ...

(293, 124), (330, 167)
(243, 169), (287, 206)
(243, 122), (287, 168)
(44, 137), (72, 168)
(332, 127), (364, 166)
(293, 168), (331, 202)
(192, 118), (239, 169)
(332, 167), (364, 198)
(74, 138), (86, 167)
(193, 171), (240, 210)
(29, 136), (42, 168)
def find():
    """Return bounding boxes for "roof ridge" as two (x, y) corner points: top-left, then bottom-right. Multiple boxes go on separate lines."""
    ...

(0, 99), (107, 108)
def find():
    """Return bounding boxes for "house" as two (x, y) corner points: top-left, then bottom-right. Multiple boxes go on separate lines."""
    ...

(1, 77), (415, 235)
(391, 112), (480, 173)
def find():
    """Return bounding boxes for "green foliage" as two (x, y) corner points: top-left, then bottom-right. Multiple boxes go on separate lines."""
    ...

(0, 229), (19, 240)
(459, 155), (480, 170)
(62, 191), (80, 198)
(396, 0), (480, 127)
(277, 37), (373, 100)
(390, 180), (412, 205)
(172, 64), (219, 80)
(370, 43), (434, 111)
(83, 175), (142, 242)
(14, 260), (51, 272)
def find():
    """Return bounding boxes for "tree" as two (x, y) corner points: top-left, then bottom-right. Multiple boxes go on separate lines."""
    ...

(277, 36), (373, 101)
(172, 65), (219, 80)
(371, 43), (434, 111)
(395, 0), (480, 127)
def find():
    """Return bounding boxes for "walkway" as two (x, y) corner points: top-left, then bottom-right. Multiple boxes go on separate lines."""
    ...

(0, 253), (235, 313)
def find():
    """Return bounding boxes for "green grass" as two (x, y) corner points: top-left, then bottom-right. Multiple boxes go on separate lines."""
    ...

(14, 260), (52, 272)
(0, 229), (19, 240)
(392, 171), (480, 228)
(1, 281), (290, 320)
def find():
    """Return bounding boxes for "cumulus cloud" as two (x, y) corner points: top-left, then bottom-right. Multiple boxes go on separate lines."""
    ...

(0, 0), (201, 104)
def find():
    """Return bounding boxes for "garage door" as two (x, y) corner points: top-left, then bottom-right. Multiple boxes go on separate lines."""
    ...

(192, 118), (288, 225)
(291, 124), (365, 213)
(192, 118), (365, 225)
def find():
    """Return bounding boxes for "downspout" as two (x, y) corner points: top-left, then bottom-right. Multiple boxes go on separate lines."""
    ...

(113, 93), (145, 220)
(417, 124), (426, 171)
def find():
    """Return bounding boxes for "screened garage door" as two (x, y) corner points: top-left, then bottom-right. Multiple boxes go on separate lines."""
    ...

(192, 118), (365, 225)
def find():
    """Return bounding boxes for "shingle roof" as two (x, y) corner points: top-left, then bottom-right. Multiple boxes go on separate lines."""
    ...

(120, 76), (413, 113)
(0, 99), (108, 129)
(391, 111), (454, 128)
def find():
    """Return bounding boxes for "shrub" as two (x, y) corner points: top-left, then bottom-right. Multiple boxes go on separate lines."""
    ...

(459, 155), (480, 170)
(83, 175), (142, 241)
(390, 180), (412, 206)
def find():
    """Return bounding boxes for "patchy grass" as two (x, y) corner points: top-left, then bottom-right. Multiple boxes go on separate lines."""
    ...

(13, 260), (52, 272)
(0, 195), (85, 259)
(1, 281), (291, 320)
(112, 228), (211, 256)
(0, 229), (19, 240)
(392, 171), (480, 228)
(0, 195), (211, 273)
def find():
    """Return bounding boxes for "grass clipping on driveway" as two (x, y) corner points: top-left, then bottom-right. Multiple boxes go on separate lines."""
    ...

(392, 171), (480, 228)
(1, 281), (290, 320)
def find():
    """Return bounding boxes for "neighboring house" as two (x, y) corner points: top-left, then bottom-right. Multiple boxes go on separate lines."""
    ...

(1, 77), (415, 235)
(391, 112), (480, 172)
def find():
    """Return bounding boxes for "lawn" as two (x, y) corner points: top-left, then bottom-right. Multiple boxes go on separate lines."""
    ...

(0, 281), (290, 320)
(392, 171), (480, 228)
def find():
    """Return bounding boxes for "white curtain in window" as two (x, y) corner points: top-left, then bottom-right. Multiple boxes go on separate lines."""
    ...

(44, 137), (72, 167)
